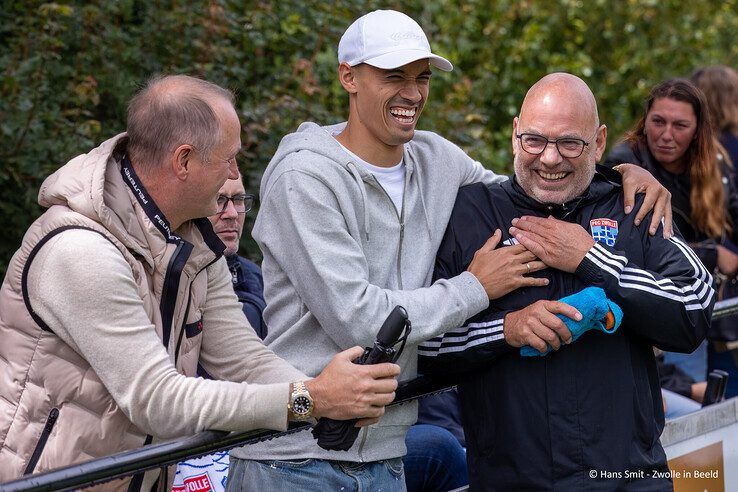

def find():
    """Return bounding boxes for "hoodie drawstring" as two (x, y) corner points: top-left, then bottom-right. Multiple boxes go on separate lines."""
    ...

(347, 162), (370, 241)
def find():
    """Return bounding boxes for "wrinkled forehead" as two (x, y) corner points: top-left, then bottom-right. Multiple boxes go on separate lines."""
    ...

(218, 175), (245, 196)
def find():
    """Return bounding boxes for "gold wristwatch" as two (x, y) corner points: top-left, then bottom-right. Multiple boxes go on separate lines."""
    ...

(288, 381), (314, 420)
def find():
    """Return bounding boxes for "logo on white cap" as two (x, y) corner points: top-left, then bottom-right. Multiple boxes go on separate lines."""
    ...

(338, 10), (453, 72)
(390, 32), (425, 43)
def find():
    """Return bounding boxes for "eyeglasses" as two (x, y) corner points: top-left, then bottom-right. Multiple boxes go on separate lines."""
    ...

(516, 133), (590, 159)
(216, 194), (256, 215)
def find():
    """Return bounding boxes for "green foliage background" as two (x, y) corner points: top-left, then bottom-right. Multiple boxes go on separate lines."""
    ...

(2, 0), (738, 273)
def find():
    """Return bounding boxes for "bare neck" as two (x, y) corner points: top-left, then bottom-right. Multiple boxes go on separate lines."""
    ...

(134, 166), (185, 232)
(335, 121), (404, 168)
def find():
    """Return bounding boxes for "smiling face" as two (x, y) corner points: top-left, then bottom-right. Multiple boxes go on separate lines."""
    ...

(339, 59), (431, 164)
(209, 174), (246, 256)
(512, 73), (607, 205)
(644, 97), (697, 172)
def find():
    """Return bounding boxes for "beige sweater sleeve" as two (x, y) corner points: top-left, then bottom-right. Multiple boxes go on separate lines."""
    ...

(198, 258), (306, 385)
(27, 229), (304, 438)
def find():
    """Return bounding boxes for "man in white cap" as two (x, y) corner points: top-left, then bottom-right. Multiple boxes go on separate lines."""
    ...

(227, 9), (672, 491)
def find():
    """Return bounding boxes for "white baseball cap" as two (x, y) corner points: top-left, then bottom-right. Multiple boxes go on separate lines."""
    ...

(338, 10), (453, 72)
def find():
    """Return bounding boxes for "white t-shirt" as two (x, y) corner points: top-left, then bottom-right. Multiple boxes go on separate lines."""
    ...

(336, 140), (406, 215)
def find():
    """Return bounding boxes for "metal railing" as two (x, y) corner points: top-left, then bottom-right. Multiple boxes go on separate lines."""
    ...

(3, 296), (738, 492)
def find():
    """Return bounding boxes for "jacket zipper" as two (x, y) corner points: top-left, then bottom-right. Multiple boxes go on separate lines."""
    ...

(24, 407), (59, 475)
(173, 255), (221, 367)
(173, 290), (193, 368)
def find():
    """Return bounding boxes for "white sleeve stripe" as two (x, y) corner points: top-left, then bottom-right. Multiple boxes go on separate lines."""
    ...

(589, 244), (627, 271)
(668, 236), (712, 284)
(622, 264), (712, 305)
(422, 333), (503, 348)
(586, 250), (623, 278)
(601, 263), (711, 308)
(585, 237), (713, 309)
(622, 267), (673, 284)
(620, 274), (700, 296)
(422, 323), (504, 347)
(694, 280), (714, 305)
(593, 243), (628, 266)
(669, 235), (703, 264)
(613, 282), (710, 310)
(672, 242), (709, 282)
(424, 318), (503, 342)
(419, 333), (506, 356)
(620, 277), (681, 293)
(431, 318), (504, 335)
(619, 275), (713, 306)
(465, 319), (505, 329)
(669, 235), (711, 282)
(592, 243), (628, 268)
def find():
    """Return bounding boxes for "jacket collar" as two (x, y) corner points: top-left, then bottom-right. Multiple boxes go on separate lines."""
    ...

(119, 154), (225, 270)
(503, 168), (619, 219)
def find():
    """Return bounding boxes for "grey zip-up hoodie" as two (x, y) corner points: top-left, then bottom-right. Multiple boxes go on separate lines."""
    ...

(231, 122), (505, 462)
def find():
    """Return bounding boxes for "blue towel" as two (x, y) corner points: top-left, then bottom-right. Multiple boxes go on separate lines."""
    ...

(520, 287), (623, 357)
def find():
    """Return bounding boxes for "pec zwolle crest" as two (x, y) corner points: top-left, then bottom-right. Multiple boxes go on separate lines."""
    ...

(590, 218), (618, 247)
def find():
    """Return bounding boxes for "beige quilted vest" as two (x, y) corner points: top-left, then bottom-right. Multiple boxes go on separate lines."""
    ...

(0, 134), (224, 484)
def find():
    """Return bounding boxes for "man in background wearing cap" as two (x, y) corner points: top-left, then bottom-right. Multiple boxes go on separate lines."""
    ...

(227, 9), (672, 491)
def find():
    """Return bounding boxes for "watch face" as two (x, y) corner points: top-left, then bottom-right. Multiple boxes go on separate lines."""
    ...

(293, 395), (312, 415)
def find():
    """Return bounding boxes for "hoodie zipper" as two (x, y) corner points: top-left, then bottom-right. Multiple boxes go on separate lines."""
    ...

(24, 407), (59, 475)
(366, 176), (406, 289)
(397, 219), (405, 289)
(357, 426), (369, 460)
(356, 176), (407, 461)
(395, 162), (412, 290)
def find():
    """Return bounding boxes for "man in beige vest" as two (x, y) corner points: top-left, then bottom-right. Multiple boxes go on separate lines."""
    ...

(0, 75), (399, 485)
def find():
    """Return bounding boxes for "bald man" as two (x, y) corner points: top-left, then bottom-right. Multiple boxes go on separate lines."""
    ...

(419, 73), (713, 490)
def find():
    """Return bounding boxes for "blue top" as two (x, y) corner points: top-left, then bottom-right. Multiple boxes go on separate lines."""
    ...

(227, 254), (267, 340)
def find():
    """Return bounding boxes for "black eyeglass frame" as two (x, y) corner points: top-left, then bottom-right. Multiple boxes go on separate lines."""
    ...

(216, 193), (256, 215)
(515, 133), (591, 159)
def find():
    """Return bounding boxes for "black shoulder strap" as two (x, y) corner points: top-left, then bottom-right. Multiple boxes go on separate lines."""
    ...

(21, 225), (117, 333)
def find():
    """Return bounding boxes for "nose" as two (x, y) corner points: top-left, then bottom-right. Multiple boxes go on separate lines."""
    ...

(399, 79), (422, 104)
(660, 126), (674, 142)
(539, 141), (563, 166)
(220, 198), (239, 219)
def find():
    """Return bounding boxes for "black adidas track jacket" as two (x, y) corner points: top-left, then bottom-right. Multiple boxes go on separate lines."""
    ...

(419, 171), (713, 491)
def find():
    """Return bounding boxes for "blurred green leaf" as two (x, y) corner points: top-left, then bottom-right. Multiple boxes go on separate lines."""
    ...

(1, 0), (738, 274)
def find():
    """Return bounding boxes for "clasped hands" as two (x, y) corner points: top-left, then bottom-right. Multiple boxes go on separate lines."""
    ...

(467, 216), (595, 354)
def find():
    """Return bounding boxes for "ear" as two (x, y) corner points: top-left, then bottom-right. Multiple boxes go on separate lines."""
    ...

(171, 144), (195, 181)
(594, 124), (608, 161)
(512, 117), (520, 156)
(338, 62), (359, 94)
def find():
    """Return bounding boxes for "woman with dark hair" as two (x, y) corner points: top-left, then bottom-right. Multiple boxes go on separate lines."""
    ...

(605, 78), (738, 400)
